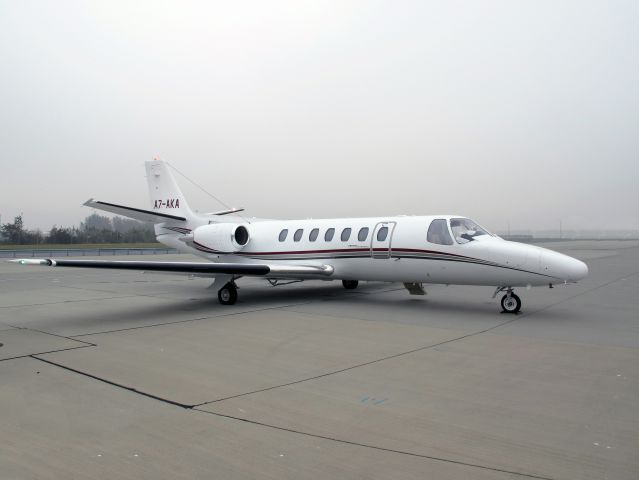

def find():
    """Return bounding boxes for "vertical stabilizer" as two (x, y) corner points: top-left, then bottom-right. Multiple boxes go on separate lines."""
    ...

(145, 160), (195, 221)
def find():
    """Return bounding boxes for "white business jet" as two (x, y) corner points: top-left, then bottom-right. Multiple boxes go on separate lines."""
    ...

(13, 160), (588, 313)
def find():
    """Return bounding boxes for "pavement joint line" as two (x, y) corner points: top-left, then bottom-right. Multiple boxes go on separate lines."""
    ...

(30, 355), (194, 409)
(69, 301), (316, 338)
(15, 273), (635, 405)
(194, 271), (639, 406)
(59, 284), (190, 301)
(3, 244), (636, 478)
(0, 295), (142, 309)
(192, 408), (555, 480)
(25, 351), (553, 479)
(65, 280), (402, 302)
(1, 324), (97, 346)
(61, 282), (353, 298)
(503, 270), (639, 323)
(12, 262), (633, 480)
(0, 344), (95, 363)
(1, 280), (405, 315)
(281, 302), (467, 324)
(193, 317), (522, 406)
(22, 352), (553, 480)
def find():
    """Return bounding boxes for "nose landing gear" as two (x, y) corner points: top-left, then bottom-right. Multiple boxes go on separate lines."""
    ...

(501, 292), (521, 313)
(493, 287), (522, 314)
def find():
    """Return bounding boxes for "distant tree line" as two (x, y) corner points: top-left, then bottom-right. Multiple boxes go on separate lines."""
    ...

(0, 214), (156, 245)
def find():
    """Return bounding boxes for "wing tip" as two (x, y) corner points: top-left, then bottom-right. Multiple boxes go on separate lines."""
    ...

(8, 258), (54, 266)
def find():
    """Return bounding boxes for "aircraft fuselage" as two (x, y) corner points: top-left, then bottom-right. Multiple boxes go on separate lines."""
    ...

(157, 214), (587, 288)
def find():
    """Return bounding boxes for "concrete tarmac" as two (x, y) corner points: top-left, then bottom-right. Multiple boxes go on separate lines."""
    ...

(1, 240), (638, 479)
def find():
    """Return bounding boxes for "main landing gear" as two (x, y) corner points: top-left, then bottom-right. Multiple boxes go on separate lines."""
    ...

(342, 280), (359, 290)
(218, 282), (238, 305)
(493, 287), (521, 314)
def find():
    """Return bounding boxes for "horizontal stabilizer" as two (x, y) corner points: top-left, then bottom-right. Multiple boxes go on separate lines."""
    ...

(9, 259), (334, 278)
(203, 208), (245, 216)
(83, 199), (186, 223)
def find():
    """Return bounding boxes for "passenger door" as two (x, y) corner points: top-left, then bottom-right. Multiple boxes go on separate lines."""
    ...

(370, 222), (396, 259)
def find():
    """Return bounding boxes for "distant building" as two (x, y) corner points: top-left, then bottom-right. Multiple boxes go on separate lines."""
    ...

(501, 234), (534, 242)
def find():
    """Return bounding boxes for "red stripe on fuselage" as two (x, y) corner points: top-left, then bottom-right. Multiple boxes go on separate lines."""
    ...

(235, 247), (476, 260)
(238, 247), (369, 256)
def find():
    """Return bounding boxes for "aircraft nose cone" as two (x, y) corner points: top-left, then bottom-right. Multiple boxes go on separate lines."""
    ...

(567, 258), (589, 282)
(540, 249), (589, 283)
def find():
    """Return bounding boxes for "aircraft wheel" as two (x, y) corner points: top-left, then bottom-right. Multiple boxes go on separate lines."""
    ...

(218, 283), (238, 305)
(501, 293), (521, 313)
(342, 280), (359, 290)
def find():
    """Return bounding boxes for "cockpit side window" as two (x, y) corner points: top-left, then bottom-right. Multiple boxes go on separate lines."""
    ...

(450, 218), (490, 244)
(427, 219), (453, 245)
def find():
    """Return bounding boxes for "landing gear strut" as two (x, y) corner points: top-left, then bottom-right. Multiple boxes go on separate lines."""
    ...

(342, 280), (359, 289)
(218, 282), (238, 305)
(493, 287), (521, 314)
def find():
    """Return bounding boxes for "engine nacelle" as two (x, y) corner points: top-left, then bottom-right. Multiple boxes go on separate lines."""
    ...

(193, 223), (250, 253)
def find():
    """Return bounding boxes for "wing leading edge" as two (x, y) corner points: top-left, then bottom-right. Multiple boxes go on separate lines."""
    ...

(10, 259), (334, 278)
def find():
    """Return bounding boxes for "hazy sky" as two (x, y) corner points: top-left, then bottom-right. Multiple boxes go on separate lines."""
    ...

(1, 0), (638, 233)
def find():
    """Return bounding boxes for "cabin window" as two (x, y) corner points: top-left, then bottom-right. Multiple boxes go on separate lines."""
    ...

(341, 228), (352, 242)
(279, 229), (288, 242)
(309, 228), (319, 242)
(377, 226), (389, 241)
(358, 227), (369, 242)
(325, 228), (335, 241)
(427, 219), (453, 245)
(294, 229), (304, 242)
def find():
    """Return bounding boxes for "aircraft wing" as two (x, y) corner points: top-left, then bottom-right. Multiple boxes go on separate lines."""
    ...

(9, 259), (334, 278)
(83, 199), (187, 223)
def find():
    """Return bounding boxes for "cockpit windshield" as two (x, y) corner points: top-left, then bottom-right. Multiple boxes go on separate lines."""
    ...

(450, 218), (491, 244)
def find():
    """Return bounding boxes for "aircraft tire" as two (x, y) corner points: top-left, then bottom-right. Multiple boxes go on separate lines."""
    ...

(501, 293), (521, 313)
(218, 283), (238, 305)
(342, 280), (359, 290)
